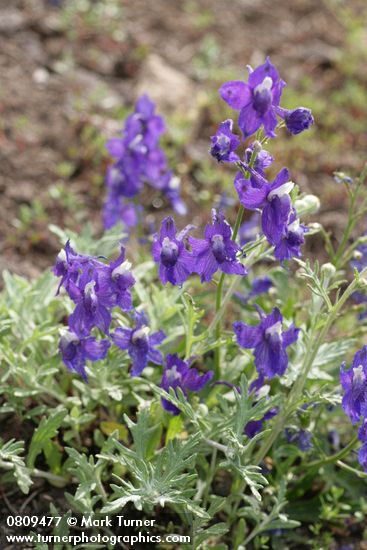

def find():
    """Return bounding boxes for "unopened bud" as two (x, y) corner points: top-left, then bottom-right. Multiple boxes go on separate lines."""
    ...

(295, 194), (320, 215)
(321, 263), (336, 279)
(353, 250), (363, 261)
(359, 278), (367, 287)
(197, 403), (209, 416)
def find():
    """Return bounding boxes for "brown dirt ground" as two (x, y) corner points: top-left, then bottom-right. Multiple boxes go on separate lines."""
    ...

(0, 0), (366, 280)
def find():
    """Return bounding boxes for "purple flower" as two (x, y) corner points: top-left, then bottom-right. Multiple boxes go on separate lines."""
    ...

(103, 192), (138, 230)
(233, 307), (299, 378)
(235, 166), (294, 245)
(112, 312), (165, 376)
(68, 277), (112, 337)
(53, 240), (94, 295)
(274, 210), (307, 262)
(210, 119), (240, 162)
(160, 354), (213, 415)
(340, 346), (367, 424)
(59, 331), (110, 380)
(235, 277), (273, 305)
(103, 95), (186, 229)
(189, 209), (248, 283)
(334, 172), (353, 185)
(152, 217), (195, 286)
(156, 172), (187, 216)
(96, 247), (135, 311)
(351, 244), (367, 272)
(285, 428), (312, 451)
(219, 58), (286, 138)
(236, 144), (274, 189)
(277, 107), (314, 135)
(244, 144), (273, 178)
(358, 443), (367, 472)
(245, 407), (278, 438)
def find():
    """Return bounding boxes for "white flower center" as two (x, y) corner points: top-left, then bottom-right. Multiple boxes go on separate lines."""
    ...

(268, 181), (294, 201)
(112, 260), (132, 279)
(354, 365), (366, 384)
(85, 281), (96, 296)
(265, 321), (282, 338)
(254, 76), (273, 95)
(167, 176), (180, 190)
(62, 331), (79, 345)
(288, 218), (300, 233)
(57, 248), (67, 264)
(132, 326), (150, 343)
(167, 365), (182, 382)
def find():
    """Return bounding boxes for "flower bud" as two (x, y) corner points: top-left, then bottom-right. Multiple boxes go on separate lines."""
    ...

(294, 194), (320, 215)
(285, 107), (314, 135)
(321, 263), (336, 279)
(353, 250), (363, 261)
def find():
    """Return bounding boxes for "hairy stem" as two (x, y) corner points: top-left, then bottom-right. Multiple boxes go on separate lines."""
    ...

(254, 265), (367, 465)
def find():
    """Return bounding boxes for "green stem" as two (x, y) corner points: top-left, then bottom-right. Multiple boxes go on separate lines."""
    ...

(298, 434), (359, 472)
(254, 265), (367, 465)
(213, 148), (259, 379)
(0, 460), (67, 485)
(332, 165), (367, 268)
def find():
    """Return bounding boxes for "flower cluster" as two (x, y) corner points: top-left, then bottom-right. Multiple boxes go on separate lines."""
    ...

(55, 58), (313, 423)
(53, 241), (135, 378)
(218, 57), (313, 139)
(103, 95), (186, 230)
(340, 346), (367, 471)
(53, 242), (212, 409)
(153, 209), (247, 285)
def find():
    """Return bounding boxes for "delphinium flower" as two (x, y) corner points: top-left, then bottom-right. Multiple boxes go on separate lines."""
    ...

(160, 354), (213, 415)
(96, 246), (135, 311)
(59, 331), (110, 380)
(103, 94), (185, 229)
(220, 58), (286, 138)
(234, 276), (273, 305)
(67, 278), (113, 337)
(112, 311), (165, 376)
(285, 428), (312, 451)
(233, 307), (299, 379)
(54, 242), (136, 377)
(351, 244), (367, 273)
(340, 345), (367, 424)
(358, 420), (367, 471)
(152, 216), (195, 285)
(334, 171), (353, 185)
(54, 243), (136, 338)
(245, 407), (278, 438)
(52, 240), (94, 295)
(276, 107), (314, 135)
(210, 119), (240, 162)
(244, 143), (273, 181)
(103, 191), (138, 230)
(273, 210), (307, 262)
(235, 165), (294, 246)
(219, 57), (313, 138)
(189, 209), (247, 283)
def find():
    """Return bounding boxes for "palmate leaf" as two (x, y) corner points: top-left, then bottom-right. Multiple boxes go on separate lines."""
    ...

(101, 410), (207, 518)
